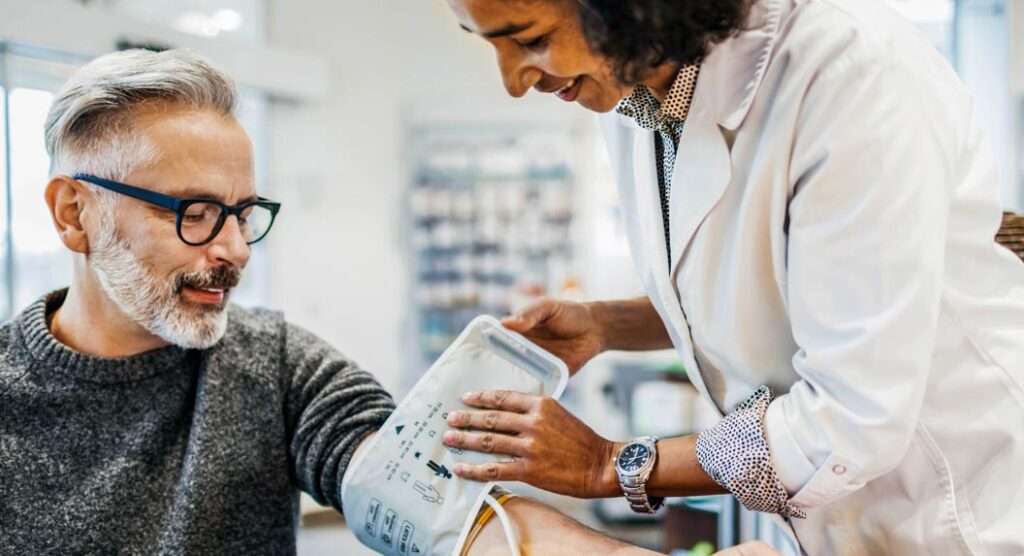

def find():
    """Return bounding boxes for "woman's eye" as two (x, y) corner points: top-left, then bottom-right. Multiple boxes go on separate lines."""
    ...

(517, 35), (548, 50)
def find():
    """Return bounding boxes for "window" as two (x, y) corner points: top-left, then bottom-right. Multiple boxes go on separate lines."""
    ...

(8, 86), (69, 313)
(0, 81), (8, 319)
(955, 0), (1021, 210)
(0, 49), (77, 319)
(888, 0), (956, 58)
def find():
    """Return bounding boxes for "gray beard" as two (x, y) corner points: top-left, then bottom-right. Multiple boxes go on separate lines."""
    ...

(88, 224), (230, 350)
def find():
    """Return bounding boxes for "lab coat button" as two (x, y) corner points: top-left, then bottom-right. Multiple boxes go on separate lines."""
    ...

(832, 464), (847, 475)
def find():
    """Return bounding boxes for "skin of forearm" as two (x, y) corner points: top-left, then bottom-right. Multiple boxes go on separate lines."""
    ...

(467, 497), (662, 556)
(588, 297), (674, 352)
(465, 496), (778, 556)
(598, 435), (726, 499)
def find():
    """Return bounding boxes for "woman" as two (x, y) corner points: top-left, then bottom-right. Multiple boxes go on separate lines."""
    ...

(440, 0), (1024, 554)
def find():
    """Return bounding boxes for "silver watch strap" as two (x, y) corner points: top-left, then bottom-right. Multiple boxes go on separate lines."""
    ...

(621, 475), (663, 514)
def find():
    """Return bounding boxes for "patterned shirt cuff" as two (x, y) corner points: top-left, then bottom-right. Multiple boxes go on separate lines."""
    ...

(695, 386), (807, 519)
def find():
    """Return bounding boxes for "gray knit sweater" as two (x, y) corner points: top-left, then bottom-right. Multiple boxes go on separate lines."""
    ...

(0, 290), (395, 555)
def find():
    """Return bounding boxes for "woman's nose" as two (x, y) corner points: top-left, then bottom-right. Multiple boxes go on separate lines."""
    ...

(497, 49), (542, 98)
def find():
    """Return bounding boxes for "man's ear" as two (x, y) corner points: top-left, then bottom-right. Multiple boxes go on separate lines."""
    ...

(45, 175), (95, 254)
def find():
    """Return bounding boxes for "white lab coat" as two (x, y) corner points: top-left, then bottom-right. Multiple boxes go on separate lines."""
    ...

(599, 0), (1024, 554)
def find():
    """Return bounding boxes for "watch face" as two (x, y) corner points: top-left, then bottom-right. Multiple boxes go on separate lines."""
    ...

(617, 443), (651, 473)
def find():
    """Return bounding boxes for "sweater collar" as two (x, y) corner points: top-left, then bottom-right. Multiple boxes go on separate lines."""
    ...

(15, 289), (194, 384)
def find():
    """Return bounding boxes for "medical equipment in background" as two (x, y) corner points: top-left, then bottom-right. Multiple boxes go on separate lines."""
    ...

(402, 125), (578, 389)
(342, 316), (569, 556)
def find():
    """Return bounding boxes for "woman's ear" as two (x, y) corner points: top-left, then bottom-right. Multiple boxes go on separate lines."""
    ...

(45, 175), (94, 254)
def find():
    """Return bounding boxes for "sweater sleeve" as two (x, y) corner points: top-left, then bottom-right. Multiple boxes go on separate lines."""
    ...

(282, 322), (395, 513)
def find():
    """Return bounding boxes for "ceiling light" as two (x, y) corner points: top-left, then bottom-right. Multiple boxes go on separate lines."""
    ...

(213, 9), (243, 32)
(174, 11), (222, 37)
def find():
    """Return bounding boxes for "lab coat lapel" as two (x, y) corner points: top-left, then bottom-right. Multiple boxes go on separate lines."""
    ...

(629, 125), (716, 407)
(631, 131), (671, 279)
(667, 0), (788, 278)
(667, 96), (732, 279)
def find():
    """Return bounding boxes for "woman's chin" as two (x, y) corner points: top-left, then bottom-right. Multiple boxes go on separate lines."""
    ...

(577, 91), (621, 114)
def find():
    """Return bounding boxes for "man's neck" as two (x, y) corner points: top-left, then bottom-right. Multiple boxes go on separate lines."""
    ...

(50, 280), (170, 358)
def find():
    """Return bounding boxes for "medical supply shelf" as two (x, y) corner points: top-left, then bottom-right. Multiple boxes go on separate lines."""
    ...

(403, 125), (578, 384)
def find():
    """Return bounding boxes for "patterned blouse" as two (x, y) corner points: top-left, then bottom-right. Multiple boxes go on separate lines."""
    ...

(615, 65), (699, 265)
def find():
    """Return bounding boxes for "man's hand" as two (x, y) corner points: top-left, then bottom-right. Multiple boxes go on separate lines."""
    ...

(443, 390), (620, 499)
(501, 298), (607, 375)
(715, 542), (782, 556)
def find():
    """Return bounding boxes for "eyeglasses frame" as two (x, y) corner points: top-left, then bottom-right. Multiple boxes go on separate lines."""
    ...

(72, 173), (281, 246)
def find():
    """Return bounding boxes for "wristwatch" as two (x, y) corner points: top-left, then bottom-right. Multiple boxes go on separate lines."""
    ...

(615, 436), (664, 514)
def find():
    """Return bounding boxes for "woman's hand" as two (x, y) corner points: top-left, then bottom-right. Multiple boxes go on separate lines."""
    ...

(501, 298), (607, 375)
(443, 390), (621, 499)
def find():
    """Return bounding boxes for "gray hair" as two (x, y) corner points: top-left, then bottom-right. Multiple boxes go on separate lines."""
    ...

(45, 48), (237, 182)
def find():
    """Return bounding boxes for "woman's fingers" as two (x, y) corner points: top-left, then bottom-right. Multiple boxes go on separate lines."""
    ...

(500, 297), (557, 332)
(452, 460), (528, 483)
(443, 429), (527, 457)
(461, 390), (537, 413)
(447, 395), (616, 498)
(447, 409), (530, 433)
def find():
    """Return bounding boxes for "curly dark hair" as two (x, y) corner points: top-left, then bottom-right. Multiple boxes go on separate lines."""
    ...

(575, 0), (753, 84)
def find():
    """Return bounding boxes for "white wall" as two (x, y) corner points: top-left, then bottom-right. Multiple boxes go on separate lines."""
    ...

(1012, 0), (1024, 208)
(1012, 0), (1024, 94)
(265, 0), (591, 392)
(957, 0), (1023, 211)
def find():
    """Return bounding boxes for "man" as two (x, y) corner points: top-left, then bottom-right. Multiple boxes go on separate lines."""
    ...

(0, 49), (394, 554)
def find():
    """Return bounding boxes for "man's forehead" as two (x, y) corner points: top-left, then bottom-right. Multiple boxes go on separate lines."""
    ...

(126, 104), (256, 202)
(131, 104), (251, 152)
(128, 159), (256, 203)
(161, 182), (258, 202)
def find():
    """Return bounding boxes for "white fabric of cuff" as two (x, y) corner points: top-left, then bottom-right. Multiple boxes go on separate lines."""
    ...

(764, 398), (818, 495)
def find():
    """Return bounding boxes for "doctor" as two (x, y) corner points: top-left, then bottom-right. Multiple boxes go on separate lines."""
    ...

(441, 0), (1024, 554)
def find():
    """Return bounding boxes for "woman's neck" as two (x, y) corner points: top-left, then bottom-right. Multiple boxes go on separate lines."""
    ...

(641, 62), (684, 102)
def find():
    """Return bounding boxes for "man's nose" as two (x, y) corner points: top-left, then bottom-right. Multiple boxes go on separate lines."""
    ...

(497, 48), (542, 98)
(206, 215), (250, 269)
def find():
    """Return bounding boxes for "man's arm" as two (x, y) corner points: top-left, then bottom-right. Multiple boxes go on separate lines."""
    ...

(282, 322), (395, 512)
(467, 497), (661, 556)
(466, 497), (779, 556)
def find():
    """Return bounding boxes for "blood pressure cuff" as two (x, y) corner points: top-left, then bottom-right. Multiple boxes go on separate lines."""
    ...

(341, 316), (568, 555)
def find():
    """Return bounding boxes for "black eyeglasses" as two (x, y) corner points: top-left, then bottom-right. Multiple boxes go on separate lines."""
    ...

(73, 174), (281, 246)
